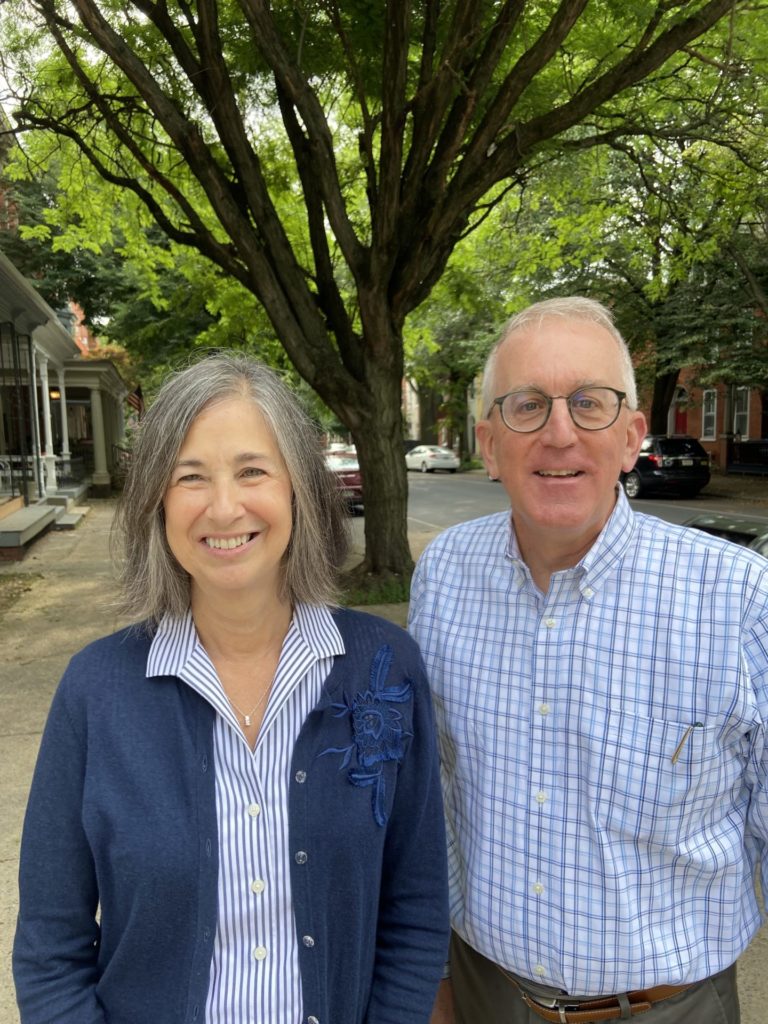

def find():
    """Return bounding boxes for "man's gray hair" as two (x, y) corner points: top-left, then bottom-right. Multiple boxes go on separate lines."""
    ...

(114, 353), (349, 623)
(482, 296), (638, 415)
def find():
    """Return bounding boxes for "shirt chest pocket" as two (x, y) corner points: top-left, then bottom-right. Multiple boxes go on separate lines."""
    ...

(586, 710), (732, 847)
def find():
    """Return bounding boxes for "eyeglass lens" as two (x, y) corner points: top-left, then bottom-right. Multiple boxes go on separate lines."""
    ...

(500, 388), (622, 432)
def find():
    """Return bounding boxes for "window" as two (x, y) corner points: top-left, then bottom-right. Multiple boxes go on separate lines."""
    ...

(701, 390), (717, 440)
(733, 387), (749, 440)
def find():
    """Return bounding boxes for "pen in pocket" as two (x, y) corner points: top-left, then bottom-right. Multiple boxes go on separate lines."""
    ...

(670, 722), (704, 765)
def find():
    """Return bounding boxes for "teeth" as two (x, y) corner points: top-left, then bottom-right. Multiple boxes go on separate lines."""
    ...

(205, 534), (252, 550)
(538, 470), (579, 477)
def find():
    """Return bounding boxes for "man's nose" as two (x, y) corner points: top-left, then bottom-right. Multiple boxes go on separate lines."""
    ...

(542, 397), (578, 444)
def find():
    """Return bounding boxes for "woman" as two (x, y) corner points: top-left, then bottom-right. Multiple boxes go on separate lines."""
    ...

(13, 354), (449, 1024)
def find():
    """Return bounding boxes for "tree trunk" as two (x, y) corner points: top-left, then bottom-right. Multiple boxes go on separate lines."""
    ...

(418, 389), (440, 444)
(649, 369), (679, 434)
(351, 363), (413, 576)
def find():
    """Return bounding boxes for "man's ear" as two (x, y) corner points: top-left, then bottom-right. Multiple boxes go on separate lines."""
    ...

(476, 419), (500, 480)
(622, 410), (647, 473)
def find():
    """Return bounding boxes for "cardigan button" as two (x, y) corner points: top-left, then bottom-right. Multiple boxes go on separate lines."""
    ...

(295, 850), (308, 865)
(307, 1017), (320, 1024)
(302, 934), (315, 947)
(295, 770), (307, 783)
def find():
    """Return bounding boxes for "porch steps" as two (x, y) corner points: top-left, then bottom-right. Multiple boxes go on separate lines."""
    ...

(53, 506), (90, 530)
(0, 499), (90, 558)
(0, 504), (59, 559)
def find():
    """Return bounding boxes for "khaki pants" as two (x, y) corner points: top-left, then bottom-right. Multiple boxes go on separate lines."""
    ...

(451, 932), (740, 1024)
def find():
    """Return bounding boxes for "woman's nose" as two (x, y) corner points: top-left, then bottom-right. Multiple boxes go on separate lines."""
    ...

(208, 479), (243, 519)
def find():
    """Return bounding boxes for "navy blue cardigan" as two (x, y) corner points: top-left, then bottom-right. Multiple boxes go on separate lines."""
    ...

(13, 608), (449, 1024)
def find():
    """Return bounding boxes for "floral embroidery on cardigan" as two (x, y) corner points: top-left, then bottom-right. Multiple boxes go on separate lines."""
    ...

(320, 644), (412, 826)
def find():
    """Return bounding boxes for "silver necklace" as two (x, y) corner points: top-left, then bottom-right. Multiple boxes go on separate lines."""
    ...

(226, 686), (271, 727)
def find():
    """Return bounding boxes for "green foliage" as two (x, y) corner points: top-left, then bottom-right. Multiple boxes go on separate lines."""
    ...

(0, 0), (762, 574)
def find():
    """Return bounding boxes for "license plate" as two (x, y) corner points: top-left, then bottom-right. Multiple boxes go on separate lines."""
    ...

(681, 459), (693, 466)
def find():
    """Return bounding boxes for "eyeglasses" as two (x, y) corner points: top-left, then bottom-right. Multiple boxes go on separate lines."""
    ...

(489, 386), (627, 433)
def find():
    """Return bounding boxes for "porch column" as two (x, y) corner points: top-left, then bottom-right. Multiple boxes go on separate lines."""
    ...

(0, 386), (7, 453)
(37, 355), (58, 493)
(89, 386), (111, 492)
(57, 369), (71, 458)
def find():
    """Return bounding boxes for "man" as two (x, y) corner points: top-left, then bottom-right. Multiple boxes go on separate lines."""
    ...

(409, 296), (768, 1024)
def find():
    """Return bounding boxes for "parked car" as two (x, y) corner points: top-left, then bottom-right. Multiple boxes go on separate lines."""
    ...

(621, 435), (710, 498)
(324, 451), (363, 513)
(682, 512), (768, 557)
(405, 445), (460, 473)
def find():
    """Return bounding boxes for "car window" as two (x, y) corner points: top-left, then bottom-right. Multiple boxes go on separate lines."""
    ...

(657, 438), (707, 457)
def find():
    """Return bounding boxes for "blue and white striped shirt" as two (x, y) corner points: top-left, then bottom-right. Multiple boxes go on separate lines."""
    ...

(147, 603), (344, 1024)
(409, 490), (768, 996)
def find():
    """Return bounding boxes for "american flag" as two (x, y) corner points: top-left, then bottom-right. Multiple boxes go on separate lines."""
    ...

(126, 385), (144, 418)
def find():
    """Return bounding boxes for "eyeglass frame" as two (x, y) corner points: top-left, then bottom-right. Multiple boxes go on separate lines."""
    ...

(487, 386), (628, 433)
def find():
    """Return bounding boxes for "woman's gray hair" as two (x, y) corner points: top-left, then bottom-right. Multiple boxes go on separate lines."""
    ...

(114, 353), (349, 623)
(481, 296), (638, 414)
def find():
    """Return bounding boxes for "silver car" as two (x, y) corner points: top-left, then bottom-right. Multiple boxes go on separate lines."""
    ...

(405, 445), (460, 473)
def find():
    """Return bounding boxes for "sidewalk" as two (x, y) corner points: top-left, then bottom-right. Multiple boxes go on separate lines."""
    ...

(1, 497), (767, 1021)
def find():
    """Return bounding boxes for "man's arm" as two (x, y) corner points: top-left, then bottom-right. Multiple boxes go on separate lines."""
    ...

(430, 979), (455, 1024)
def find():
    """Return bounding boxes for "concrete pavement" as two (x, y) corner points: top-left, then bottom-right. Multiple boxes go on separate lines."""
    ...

(1, 498), (767, 1021)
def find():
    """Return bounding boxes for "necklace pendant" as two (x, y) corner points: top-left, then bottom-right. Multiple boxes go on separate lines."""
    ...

(244, 714), (252, 726)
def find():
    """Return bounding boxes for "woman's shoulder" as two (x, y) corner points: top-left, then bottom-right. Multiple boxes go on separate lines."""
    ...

(330, 606), (428, 684)
(70, 621), (152, 662)
(332, 606), (415, 650)
(60, 623), (153, 692)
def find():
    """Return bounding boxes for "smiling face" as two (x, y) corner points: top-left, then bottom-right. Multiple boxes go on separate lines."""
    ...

(163, 395), (294, 614)
(476, 317), (646, 571)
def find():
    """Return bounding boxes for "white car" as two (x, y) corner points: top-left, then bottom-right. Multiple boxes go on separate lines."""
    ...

(405, 445), (460, 473)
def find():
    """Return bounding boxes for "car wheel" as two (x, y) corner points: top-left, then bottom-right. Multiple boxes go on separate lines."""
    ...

(420, 462), (429, 473)
(623, 471), (642, 499)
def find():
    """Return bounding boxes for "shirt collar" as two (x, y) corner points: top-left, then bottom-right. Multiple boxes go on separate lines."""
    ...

(146, 602), (344, 679)
(504, 486), (636, 596)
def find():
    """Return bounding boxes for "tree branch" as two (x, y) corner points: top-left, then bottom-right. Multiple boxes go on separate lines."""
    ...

(236, 0), (366, 274)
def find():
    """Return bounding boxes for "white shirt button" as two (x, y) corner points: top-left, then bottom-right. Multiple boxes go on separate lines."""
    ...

(534, 964), (546, 977)
(539, 703), (550, 716)
(253, 946), (268, 960)
(533, 881), (545, 895)
(544, 617), (556, 628)
(248, 803), (261, 817)
(583, 587), (594, 599)
(535, 791), (547, 804)
(251, 879), (265, 894)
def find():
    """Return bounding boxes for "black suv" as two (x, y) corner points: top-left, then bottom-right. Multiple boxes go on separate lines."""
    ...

(621, 435), (710, 499)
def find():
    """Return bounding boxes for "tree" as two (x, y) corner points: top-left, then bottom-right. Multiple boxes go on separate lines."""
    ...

(0, 0), (753, 577)
(406, 247), (505, 460)
(517, 134), (768, 429)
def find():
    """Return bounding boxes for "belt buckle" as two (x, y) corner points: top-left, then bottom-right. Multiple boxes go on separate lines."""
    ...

(529, 993), (581, 1019)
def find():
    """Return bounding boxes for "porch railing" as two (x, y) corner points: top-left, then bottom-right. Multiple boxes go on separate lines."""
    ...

(727, 440), (768, 475)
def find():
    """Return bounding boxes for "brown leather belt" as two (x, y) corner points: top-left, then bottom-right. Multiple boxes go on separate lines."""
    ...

(506, 974), (694, 1023)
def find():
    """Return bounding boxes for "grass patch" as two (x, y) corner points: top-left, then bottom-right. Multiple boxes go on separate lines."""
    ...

(0, 572), (43, 618)
(339, 567), (412, 607)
